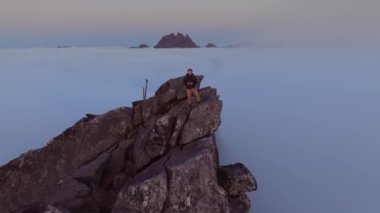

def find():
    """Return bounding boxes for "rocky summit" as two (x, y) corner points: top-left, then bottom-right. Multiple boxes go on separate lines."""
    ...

(154, 33), (199, 48)
(0, 76), (257, 213)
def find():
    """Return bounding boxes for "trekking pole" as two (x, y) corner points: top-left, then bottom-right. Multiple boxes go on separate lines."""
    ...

(143, 79), (148, 100)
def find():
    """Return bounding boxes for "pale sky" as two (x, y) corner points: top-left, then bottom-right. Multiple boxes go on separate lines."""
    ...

(0, 0), (379, 47)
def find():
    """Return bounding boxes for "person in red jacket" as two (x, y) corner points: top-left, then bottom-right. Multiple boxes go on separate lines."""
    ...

(183, 68), (201, 106)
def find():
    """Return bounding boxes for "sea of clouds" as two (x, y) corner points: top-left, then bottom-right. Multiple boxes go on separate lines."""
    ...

(1, 47), (379, 212)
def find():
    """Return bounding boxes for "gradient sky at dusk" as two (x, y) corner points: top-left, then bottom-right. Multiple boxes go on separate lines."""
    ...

(1, 0), (379, 47)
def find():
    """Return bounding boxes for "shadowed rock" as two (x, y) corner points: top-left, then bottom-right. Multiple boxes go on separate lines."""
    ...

(112, 154), (170, 213)
(101, 139), (133, 188)
(180, 93), (222, 144)
(72, 151), (111, 184)
(218, 163), (256, 213)
(132, 115), (176, 171)
(0, 107), (132, 212)
(131, 75), (203, 127)
(218, 163), (257, 196)
(42, 177), (92, 206)
(229, 194), (251, 213)
(163, 136), (229, 212)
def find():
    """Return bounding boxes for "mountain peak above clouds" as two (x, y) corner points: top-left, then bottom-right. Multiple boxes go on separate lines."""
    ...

(154, 32), (200, 48)
(0, 76), (256, 212)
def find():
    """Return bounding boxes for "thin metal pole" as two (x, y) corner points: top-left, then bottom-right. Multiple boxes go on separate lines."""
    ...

(143, 79), (148, 100)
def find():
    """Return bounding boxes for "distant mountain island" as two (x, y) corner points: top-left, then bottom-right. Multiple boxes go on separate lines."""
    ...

(131, 33), (221, 49)
(154, 33), (199, 48)
(205, 43), (217, 48)
(129, 32), (261, 49)
(130, 44), (150, 48)
(57, 45), (72, 49)
(54, 32), (263, 49)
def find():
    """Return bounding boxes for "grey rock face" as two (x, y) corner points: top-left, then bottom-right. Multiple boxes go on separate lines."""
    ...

(219, 163), (257, 213)
(154, 33), (199, 48)
(113, 154), (170, 213)
(180, 94), (222, 144)
(43, 177), (91, 203)
(132, 115), (175, 171)
(228, 194), (251, 213)
(0, 76), (256, 213)
(155, 75), (203, 105)
(218, 163), (257, 196)
(163, 136), (230, 213)
(0, 107), (132, 212)
(131, 75), (203, 127)
(72, 151), (111, 184)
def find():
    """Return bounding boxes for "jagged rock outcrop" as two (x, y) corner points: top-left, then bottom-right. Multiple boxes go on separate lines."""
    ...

(206, 43), (218, 48)
(0, 76), (256, 213)
(154, 33), (199, 48)
(138, 44), (149, 48)
(218, 163), (257, 196)
(0, 108), (132, 212)
(131, 44), (150, 49)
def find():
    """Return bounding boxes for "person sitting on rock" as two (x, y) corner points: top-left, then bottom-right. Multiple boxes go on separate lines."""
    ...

(183, 68), (201, 106)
